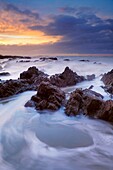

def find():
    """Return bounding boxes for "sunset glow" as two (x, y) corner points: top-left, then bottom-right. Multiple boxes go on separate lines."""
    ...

(0, 0), (113, 55)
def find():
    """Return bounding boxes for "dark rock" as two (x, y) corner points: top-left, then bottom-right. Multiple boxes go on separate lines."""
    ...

(65, 88), (113, 122)
(65, 89), (83, 116)
(79, 60), (90, 62)
(64, 59), (70, 61)
(101, 69), (113, 86)
(0, 79), (32, 98)
(0, 54), (31, 59)
(50, 67), (85, 87)
(20, 66), (49, 87)
(101, 69), (113, 95)
(86, 74), (95, 81)
(0, 67), (50, 98)
(97, 100), (113, 122)
(0, 72), (10, 76)
(40, 57), (58, 61)
(25, 81), (65, 111)
(88, 85), (94, 89)
(17, 60), (30, 63)
(48, 57), (58, 60)
(20, 66), (46, 79)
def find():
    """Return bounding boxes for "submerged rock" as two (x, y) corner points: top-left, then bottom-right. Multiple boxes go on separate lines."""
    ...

(25, 81), (65, 111)
(86, 74), (95, 81)
(50, 67), (85, 87)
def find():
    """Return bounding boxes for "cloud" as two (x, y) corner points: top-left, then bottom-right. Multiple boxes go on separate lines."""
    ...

(0, 2), (113, 54)
(59, 6), (96, 16)
(3, 3), (40, 20)
(29, 12), (113, 54)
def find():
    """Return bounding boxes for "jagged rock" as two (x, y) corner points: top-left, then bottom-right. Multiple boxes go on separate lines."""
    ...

(20, 66), (47, 79)
(0, 67), (49, 98)
(96, 100), (113, 122)
(50, 67), (85, 87)
(20, 66), (49, 87)
(65, 89), (83, 116)
(101, 69), (113, 85)
(82, 89), (103, 117)
(101, 69), (113, 94)
(65, 88), (113, 123)
(0, 79), (32, 98)
(25, 81), (65, 111)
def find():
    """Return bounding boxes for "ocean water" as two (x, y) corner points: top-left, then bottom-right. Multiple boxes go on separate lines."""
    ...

(0, 56), (113, 170)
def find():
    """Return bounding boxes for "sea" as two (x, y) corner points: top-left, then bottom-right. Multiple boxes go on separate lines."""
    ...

(0, 55), (113, 170)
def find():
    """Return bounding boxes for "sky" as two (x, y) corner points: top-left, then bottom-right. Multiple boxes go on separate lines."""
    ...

(0, 0), (113, 56)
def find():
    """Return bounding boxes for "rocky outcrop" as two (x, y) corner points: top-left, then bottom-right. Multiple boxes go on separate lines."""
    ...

(0, 79), (32, 98)
(25, 81), (65, 111)
(20, 66), (49, 86)
(50, 67), (85, 87)
(101, 69), (113, 85)
(97, 100), (113, 122)
(0, 67), (49, 98)
(101, 69), (113, 95)
(65, 88), (113, 123)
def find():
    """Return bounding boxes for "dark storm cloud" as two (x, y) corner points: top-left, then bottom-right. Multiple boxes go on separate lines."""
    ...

(29, 13), (113, 53)
(3, 3), (40, 20)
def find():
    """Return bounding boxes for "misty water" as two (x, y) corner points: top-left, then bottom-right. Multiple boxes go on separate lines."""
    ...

(0, 56), (113, 170)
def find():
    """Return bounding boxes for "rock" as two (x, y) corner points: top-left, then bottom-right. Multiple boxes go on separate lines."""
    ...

(79, 60), (90, 62)
(101, 69), (113, 94)
(65, 89), (83, 116)
(86, 74), (95, 81)
(88, 85), (94, 89)
(20, 66), (46, 79)
(97, 100), (113, 122)
(0, 54), (31, 59)
(66, 87), (113, 123)
(50, 67), (85, 87)
(25, 81), (65, 111)
(17, 60), (30, 63)
(0, 72), (10, 76)
(40, 57), (58, 61)
(20, 66), (49, 87)
(48, 57), (58, 60)
(64, 59), (70, 61)
(0, 79), (31, 98)
(0, 67), (50, 98)
(101, 69), (113, 86)
(82, 89), (103, 117)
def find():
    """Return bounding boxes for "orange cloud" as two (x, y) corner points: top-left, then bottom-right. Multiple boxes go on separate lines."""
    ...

(0, 8), (61, 45)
